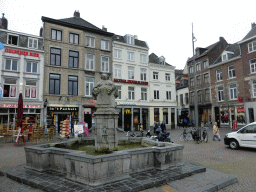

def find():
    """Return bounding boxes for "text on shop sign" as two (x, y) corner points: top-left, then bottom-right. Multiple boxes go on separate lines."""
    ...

(5, 48), (39, 57)
(48, 107), (78, 111)
(114, 78), (148, 85)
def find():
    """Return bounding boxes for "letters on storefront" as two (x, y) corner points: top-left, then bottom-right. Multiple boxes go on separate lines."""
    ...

(48, 107), (78, 111)
(114, 78), (148, 85)
(5, 48), (39, 57)
(237, 108), (245, 113)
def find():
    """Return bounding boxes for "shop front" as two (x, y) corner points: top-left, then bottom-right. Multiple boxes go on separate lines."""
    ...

(83, 105), (96, 129)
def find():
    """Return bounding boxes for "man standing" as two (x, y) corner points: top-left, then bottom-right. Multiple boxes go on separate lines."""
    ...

(161, 121), (166, 133)
(213, 122), (221, 141)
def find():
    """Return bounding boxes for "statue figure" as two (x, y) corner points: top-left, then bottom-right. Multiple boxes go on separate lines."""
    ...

(92, 73), (118, 112)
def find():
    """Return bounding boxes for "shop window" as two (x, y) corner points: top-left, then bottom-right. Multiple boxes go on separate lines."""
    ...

(220, 108), (229, 125)
(237, 108), (245, 125)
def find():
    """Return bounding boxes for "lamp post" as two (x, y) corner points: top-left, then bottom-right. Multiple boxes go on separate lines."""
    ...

(192, 23), (199, 130)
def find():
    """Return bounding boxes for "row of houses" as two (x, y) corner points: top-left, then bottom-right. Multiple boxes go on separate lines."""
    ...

(0, 11), (177, 132)
(176, 23), (256, 128)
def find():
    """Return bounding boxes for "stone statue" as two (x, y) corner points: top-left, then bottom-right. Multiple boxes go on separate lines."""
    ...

(92, 73), (118, 112)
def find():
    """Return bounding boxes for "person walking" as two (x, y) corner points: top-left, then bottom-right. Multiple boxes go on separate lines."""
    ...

(213, 122), (221, 141)
(183, 118), (188, 128)
(161, 121), (166, 133)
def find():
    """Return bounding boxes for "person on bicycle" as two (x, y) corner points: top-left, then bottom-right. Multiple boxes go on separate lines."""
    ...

(213, 122), (221, 141)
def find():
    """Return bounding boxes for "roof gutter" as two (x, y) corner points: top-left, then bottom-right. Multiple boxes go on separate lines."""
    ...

(208, 56), (241, 69)
(237, 35), (256, 44)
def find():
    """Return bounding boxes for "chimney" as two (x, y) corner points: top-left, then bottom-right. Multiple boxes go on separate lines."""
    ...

(39, 26), (43, 37)
(73, 10), (80, 17)
(0, 13), (8, 30)
(102, 25), (107, 32)
(219, 36), (224, 41)
(252, 22), (256, 29)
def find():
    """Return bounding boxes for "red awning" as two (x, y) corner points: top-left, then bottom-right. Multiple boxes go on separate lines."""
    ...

(82, 104), (95, 108)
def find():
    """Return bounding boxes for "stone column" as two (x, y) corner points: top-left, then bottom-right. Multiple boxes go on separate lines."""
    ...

(131, 107), (134, 131)
(122, 107), (124, 130)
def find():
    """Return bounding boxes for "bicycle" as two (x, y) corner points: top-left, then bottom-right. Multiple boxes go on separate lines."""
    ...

(180, 128), (192, 142)
(191, 127), (208, 144)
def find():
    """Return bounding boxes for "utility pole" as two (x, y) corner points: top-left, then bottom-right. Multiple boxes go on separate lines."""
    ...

(192, 23), (199, 130)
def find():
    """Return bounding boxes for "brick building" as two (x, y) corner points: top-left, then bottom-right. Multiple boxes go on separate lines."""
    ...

(187, 37), (228, 127)
(41, 11), (114, 132)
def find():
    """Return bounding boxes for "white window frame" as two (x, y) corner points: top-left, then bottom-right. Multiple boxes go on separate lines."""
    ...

(216, 69), (223, 81)
(140, 68), (147, 81)
(85, 77), (94, 96)
(114, 49), (122, 59)
(153, 72), (158, 80)
(222, 54), (227, 61)
(3, 78), (17, 98)
(5, 58), (18, 71)
(140, 54), (146, 63)
(126, 35), (134, 45)
(154, 90), (160, 100)
(217, 86), (224, 102)
(228, 66), (235, 78)
(166, 91), (171, 100)
(86, 36), (95, 48)
(101, 56), (109, 72)
(101, 40), (109, 50)
(250, 58), (256, 74)
(248, 41), (256, 53)
(117, 86), (121, 99)
(28, 38), (38, 49)
(26, 61), (38, 73)
(114, 65), (122, 78)
(196, 63), (201, 71)
(25, 80), (37, 99)
(7, 34), (19, 46)
(85, 53), (95, 71)
(165, 73), (170, 81)
(204, 73), (209, 84)
(203, 60), (209, 69)
(128, 66), (135, 80)
(128, 87), (135, 100)
(141, 88), (147, 101)
(127, 52), (135, 61)
(229, 84), (237, 100)
(189, 66), (193, 74)
(196, 75), (201, 86)
(252, 80), (256, 98)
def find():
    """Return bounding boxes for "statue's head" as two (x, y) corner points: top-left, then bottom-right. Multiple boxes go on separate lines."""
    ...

(101, 73), (109, 80)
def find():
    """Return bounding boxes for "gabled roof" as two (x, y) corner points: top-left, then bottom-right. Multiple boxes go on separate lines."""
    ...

(242, 26), (256, 42)
(58, 17), (101, 31)
(213, 43), (240, 64)
(112, 35), (148, 48)
(148, 53), (173, 67)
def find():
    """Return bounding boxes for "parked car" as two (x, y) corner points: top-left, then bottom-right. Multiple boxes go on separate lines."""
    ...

(224, 122), (256, 149)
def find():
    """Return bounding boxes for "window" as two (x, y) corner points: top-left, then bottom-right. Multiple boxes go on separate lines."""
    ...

(229, 84), (237, 100)
(205, 89), (210, 102)
(85, 77), (94, 96)
(198, 90), (202, 103)
(185, 93), (189, 104)
(190, 92), (194, 103)
(250, 58), (256, 73)
(28, 38), (38, 49)
(248, 41), (256, 53)
(5, 59), (17, 71)
(166, 91), (171, 100)
(51, 29), (62, 41)
(153, 72), (158, 80)
(189, 66), (193, 74)
(128, 66), (134, 79)
(86, 36), (95, 48)
(203, 60), (209, 69)
(196, 63), (201, 71)
(228, 66), (235, 78)
(222, 54), (227, 61)
(86, 54), (95, 70)
(196, 75), (201, 86)
(141, 88), (147, 100)
(101, 40), (109, 50)
(3, 79), (17, 98)
(117, 86), (121, 99)
(217, 86), (224, 101)
(154, 90), (159, 100)
(216, 69), (223, 81)
(190, 77), (194, 87)
(204, 73), (209, 84)
(140, 68), (147, 81)
(125, 35), (134, 45)
(69, 33), (79, 44)
(101, 56), (109, 72)
(50, 48), (61, 66)
(253, 80), (256, 97)
(128, 52), (134, 61)
(68, 76), (78, 95)
(140, 54), (146, 63)
(25, 80), (37, 98)
(26, 62), (38, 73)
(8, 34), (18, 45)
(165, 73), (170, 81)
(114, 65), (122, 78)
(180, 94), (183, 105)
(128, 87), (135, 100)
(49, 74), (60, 94)
(69, 51), (79, 68)
(114, 49), (122, 58)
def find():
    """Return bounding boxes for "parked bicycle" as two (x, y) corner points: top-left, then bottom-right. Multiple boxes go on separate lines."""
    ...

(180, 128), (193, 142)
(191, 127), (208, 144)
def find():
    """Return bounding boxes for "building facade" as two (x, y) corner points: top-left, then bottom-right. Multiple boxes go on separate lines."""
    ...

(0, 14), (44, 128)
(42, 11), (114, 132)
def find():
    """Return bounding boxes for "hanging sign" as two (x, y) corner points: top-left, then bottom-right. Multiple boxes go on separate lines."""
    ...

(0, 87), (2, 98)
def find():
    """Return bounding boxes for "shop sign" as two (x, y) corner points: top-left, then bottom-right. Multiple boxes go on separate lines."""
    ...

(5, 48), (39, 57)
(74, 125), (84, 134)
(48, 107), (78, 111)
(237, 108), (245, 113)
(114, 78), (148, 85)
(238, 97), (243, 102)
(120, 102), (136, 105)
(0, 87), (2, 98)
(0, 104), (41, 108)
(88, 99), (96, 104)
(125, 109), (131, 114)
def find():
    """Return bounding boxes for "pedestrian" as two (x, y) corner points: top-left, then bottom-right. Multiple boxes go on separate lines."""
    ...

(184, 118), (188, 128)
(201, 120), (204, 128)
(161, 121), (166, 133)
(213, 122), (221, 141)
(154, 121), (158, 133)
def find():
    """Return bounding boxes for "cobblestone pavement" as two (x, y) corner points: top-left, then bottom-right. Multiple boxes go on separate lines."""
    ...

(0, 127), (255, 191)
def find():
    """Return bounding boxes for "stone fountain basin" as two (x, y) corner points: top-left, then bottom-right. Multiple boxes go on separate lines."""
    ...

(24, 137), (184, 186)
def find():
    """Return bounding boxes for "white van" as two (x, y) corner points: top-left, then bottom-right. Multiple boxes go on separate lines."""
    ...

(224, 122), (256, 149)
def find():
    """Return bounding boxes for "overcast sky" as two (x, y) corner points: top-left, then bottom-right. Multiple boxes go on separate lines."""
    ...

(1, 0), (256, 69)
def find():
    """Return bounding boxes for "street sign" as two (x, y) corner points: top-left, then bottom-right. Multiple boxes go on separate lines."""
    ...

(0, 87), (3, 98)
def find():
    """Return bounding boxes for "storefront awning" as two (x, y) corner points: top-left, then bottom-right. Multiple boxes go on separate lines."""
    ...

(83, 104), (95, 108)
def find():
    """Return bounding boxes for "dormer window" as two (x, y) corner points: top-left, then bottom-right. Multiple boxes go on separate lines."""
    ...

(8, 34), (18, 46)
(222, 51), (234, 61)
(159, 56), (165, 65)
(248, 41), (256, 53)
(125, 35), (134, 45)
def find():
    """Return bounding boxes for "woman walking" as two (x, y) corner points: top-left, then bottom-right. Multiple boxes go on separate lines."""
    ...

(213, 122), (221, 141)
